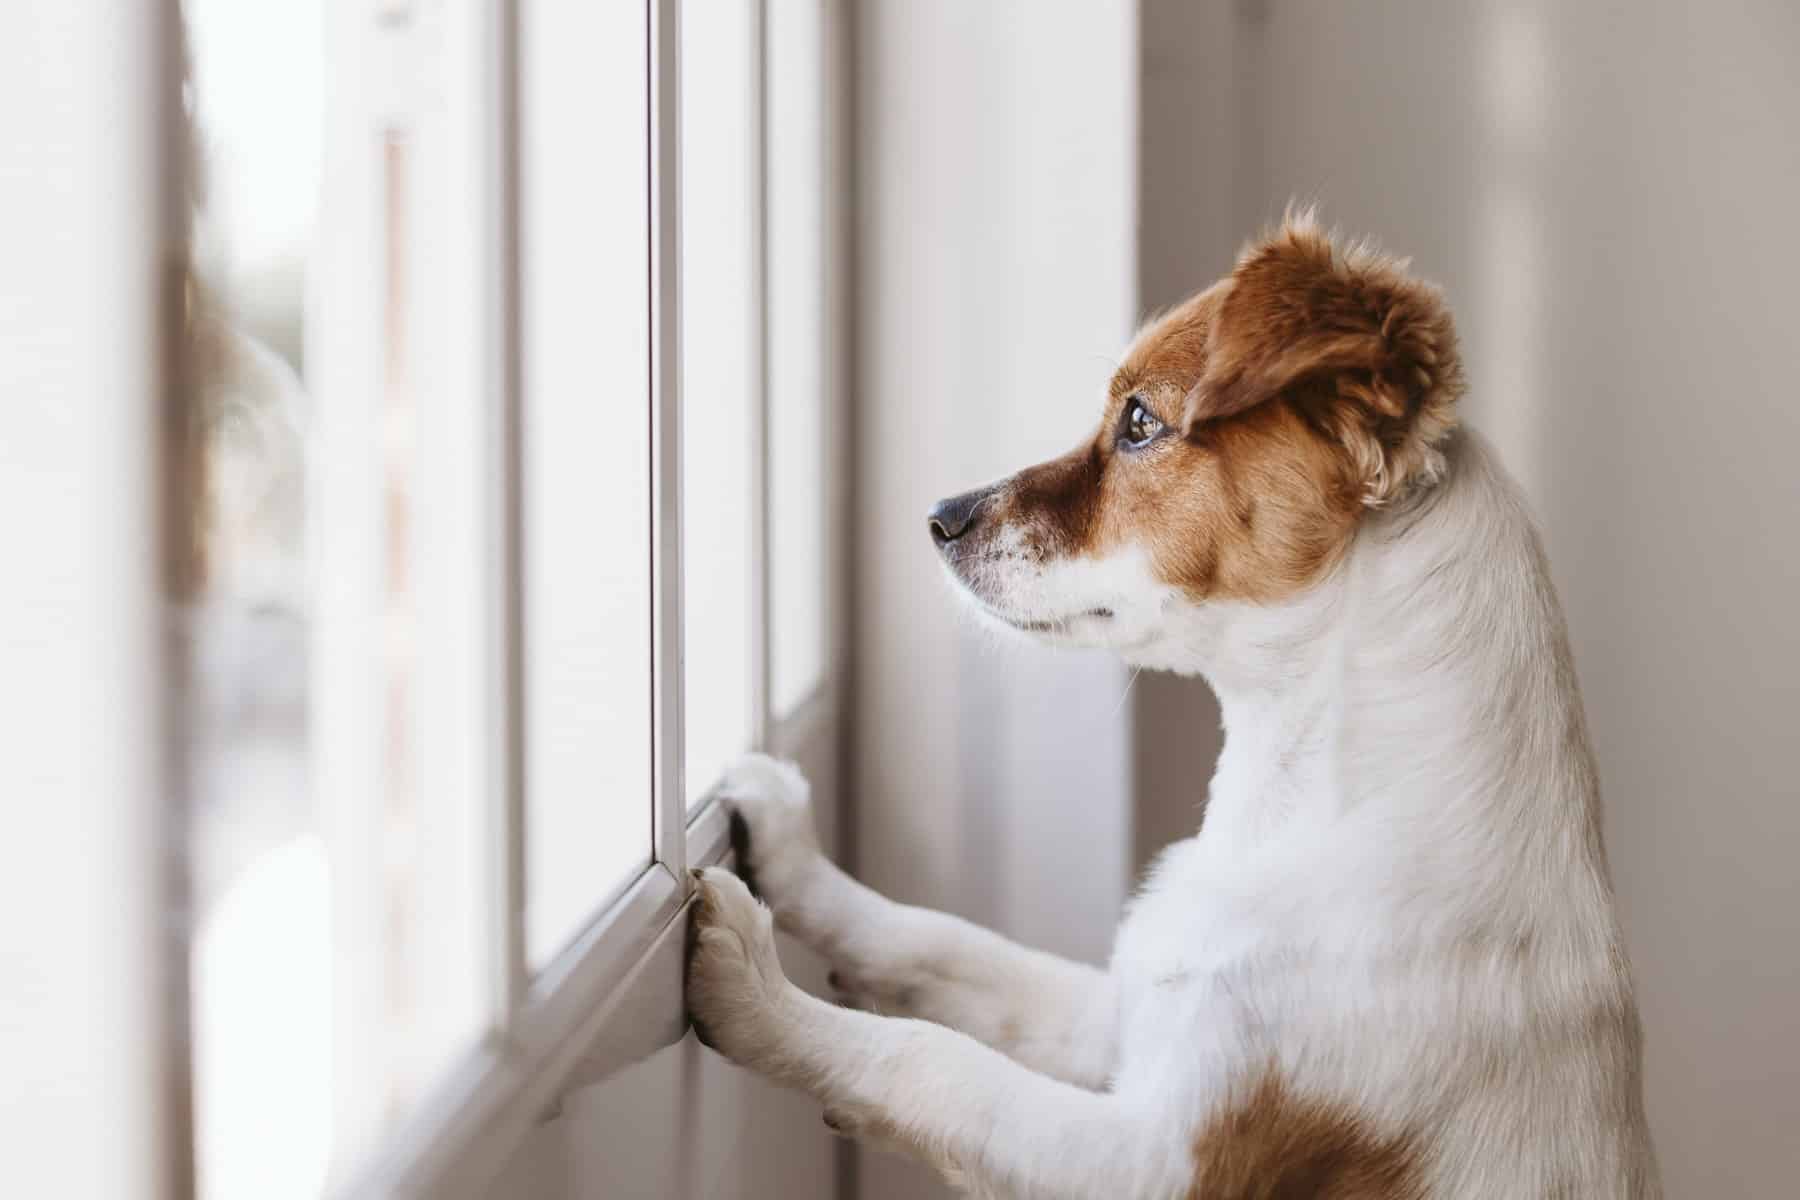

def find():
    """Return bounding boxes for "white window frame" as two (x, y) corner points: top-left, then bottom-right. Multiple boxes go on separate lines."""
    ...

(325, 0), (842, 1195)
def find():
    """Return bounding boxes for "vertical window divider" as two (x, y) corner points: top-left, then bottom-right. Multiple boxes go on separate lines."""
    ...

(751, 0), (774, 752)
(490, 0), (529, 1033)
(651, 0), (689, 881)
(155, 0), (197, 1188)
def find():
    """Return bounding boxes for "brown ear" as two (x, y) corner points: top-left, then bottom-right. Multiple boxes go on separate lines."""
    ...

(1183, 211), (1464, 505)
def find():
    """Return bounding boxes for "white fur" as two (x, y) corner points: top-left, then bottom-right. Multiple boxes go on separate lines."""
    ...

(686, 430), (1661, 1197)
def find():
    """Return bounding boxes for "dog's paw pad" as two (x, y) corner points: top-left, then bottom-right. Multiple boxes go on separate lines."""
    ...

(685, 867), (795, 1065)
(707, 754), (820, 894)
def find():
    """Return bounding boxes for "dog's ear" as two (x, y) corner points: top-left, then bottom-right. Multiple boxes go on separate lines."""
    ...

(1184, 211), (1464, 505)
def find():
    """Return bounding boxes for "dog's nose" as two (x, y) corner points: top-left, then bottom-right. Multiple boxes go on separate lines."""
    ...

(928, 487), (992, 547)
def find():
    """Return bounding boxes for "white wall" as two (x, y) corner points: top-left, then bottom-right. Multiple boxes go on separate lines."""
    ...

(848, 4), (1138, 1196)
(1140, 1), (1800, 1193)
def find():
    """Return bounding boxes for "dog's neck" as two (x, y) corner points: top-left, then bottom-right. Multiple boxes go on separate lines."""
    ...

(1166, 432), (1607, 874)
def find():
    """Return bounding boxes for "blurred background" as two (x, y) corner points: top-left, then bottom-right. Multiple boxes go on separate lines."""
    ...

(4, 2), (1796, 1198)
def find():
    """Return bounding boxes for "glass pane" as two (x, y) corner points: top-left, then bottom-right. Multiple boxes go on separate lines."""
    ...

(182, 2), (333, 1193)
(681, 0), (759, 806)
(766, 0), (829, 717)
(520, 0), (655, 967)
(183, 0), (487, 1189)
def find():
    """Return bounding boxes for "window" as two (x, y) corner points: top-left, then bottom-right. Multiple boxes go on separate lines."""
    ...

(766, 0), (832, 719)
(185, 0), (494, 1187)
(172, 0), (839, 1195)
(518, 0), (655, 967)
(680, 0), (761, 808)
(680, 0), (833, 809)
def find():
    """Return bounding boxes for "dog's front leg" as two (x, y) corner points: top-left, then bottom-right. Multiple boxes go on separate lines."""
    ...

(709, 755), (1117, 1089)
(686, 868), (1180, 1200)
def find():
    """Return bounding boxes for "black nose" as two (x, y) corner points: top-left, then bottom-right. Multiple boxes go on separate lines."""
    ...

(928, 486), (994, 547)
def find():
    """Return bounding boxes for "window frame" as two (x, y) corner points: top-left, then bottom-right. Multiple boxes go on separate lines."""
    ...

(326, 0), (841, 1194)
(9, 0), (841, 1195)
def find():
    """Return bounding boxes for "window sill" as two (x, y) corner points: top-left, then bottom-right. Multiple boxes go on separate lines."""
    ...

(338, 680), (836, 1199)
(338, 798), (732, 1200)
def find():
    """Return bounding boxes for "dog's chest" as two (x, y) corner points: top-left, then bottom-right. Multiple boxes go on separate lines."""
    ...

(1109, 842), (1269, 1073)
(1112, 832), (1322, 972)
(1107, 834), (1363, 1094)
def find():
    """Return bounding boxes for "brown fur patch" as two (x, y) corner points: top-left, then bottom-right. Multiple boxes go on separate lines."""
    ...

(1188, 1072), (1423, 1200)
(1122, 397), (1362, 603)
(1190, 211), (1464, 506)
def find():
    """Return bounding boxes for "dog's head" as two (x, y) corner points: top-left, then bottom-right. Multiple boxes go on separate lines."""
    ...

(931, 213), (1464, 658)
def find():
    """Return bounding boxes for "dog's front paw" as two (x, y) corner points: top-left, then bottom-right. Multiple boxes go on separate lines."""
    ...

(709, 753), (821, 904)
(686, 866), (798, 1068)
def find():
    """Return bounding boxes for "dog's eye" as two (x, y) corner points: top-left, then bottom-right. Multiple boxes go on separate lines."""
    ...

(1119, 397), (1166, 449)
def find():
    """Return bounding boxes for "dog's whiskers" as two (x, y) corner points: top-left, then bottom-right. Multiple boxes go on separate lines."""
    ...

(1110, 664), (1143, 719)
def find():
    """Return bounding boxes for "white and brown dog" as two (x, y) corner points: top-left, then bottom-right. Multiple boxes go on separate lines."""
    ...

(686, 214), (1661, 1198)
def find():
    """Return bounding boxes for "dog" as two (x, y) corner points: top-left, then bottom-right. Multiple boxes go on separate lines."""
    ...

(686, 212), (1661, 1198)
